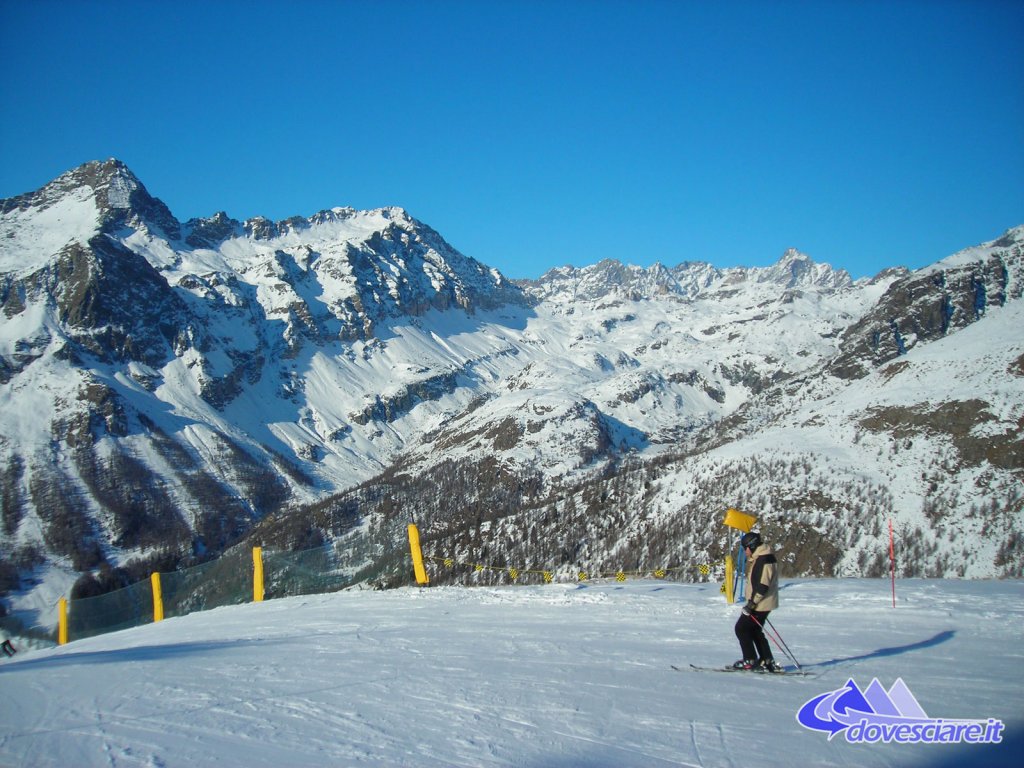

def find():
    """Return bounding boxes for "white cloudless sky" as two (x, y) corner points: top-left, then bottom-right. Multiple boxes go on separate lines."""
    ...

(1, 0), (1021, 279)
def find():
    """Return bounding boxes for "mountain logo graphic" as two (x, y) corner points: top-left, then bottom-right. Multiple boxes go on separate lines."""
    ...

(796, 678), (1005, 745)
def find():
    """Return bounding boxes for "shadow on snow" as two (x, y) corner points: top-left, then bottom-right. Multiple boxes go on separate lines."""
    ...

(809, 629), (956, 669)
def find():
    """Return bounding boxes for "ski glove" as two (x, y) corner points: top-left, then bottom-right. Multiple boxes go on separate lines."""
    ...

(742, 601), (756, 616)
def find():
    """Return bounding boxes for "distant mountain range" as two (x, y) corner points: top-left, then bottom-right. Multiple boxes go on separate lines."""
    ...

(1, 160), (1022, 616)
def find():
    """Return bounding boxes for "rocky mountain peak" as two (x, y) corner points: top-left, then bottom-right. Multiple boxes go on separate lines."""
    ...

(185, 211), (242, 248)
(6, 158), (182, 241)
(753, 248), (853, 290)
(91, 160), (182, 240)
(990, 225), (1024, 249)
(61, 158), (140, 196)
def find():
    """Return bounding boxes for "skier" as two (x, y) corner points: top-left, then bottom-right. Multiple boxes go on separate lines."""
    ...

(732, 531), (783, 672)
(1, 636), (15, 657)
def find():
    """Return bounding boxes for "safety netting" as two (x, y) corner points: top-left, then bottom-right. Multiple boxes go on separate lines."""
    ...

(160, 554), (252, 619)
(262, 542), (355, 598)
(68, 578), (153, 641)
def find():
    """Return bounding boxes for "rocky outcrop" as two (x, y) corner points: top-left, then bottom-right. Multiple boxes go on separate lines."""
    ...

(830, 235), (1023, 379)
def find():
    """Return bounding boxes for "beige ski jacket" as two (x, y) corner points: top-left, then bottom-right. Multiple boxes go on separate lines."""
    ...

(746, 544), (779, 612)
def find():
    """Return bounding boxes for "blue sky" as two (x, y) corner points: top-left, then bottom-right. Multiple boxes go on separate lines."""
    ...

(1, 0), (1021, 280)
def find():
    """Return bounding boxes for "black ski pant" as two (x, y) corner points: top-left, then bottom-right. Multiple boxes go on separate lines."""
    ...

(735, 610), (773, 662)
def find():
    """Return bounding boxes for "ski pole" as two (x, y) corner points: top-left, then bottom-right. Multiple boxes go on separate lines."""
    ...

(764, 617), (802, 670)
(746, 612), (779, 656)
(749, 613), (802, 670)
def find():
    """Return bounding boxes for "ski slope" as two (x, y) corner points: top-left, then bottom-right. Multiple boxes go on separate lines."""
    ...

(1, 579), (1021, 767)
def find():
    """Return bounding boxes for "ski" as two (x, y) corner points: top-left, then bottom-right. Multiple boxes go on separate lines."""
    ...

(672, 664), (813, 677)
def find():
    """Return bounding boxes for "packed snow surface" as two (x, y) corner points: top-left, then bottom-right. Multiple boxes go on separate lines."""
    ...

(1, 578), (1021, 767)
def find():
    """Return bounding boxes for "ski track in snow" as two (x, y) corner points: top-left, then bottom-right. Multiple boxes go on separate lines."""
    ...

(1, 579), (1022, 767)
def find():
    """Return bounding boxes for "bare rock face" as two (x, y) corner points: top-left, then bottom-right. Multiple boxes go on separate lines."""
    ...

(831, 236), (1023, 379)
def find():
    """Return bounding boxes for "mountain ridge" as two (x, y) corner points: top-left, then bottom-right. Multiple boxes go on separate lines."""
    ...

(1, 160), (1022, 622)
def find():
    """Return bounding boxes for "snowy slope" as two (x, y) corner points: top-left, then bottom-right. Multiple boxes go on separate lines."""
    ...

(1, 579), (1021, 767)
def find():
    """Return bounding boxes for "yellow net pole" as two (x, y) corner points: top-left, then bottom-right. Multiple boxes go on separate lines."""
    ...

(58, 597), (68, 645)
(151, 573), (164, 622)
(724, 554), (735, 604)
(253, 546), (265, 602)
(408, 524), (429, 585)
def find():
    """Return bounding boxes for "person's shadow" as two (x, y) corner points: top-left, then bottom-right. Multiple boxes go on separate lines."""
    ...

(806, 629), (955, 669)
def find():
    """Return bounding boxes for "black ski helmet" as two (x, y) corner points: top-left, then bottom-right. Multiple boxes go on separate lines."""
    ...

(740, 531), (762, 551)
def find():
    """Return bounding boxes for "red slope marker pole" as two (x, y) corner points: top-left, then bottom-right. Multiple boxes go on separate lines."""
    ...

(889, 518), (896, 608)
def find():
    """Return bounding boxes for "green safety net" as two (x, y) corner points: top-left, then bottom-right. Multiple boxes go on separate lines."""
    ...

(67, 578), (153, 641)
(53, 540), (394, 644)
(263, 542), (356, 599)
(161, 554), (252, 620)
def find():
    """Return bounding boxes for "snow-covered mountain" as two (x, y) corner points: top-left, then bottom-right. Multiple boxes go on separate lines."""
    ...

(310, 227), (1022, 587)
(1, 160), (1022, 616)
